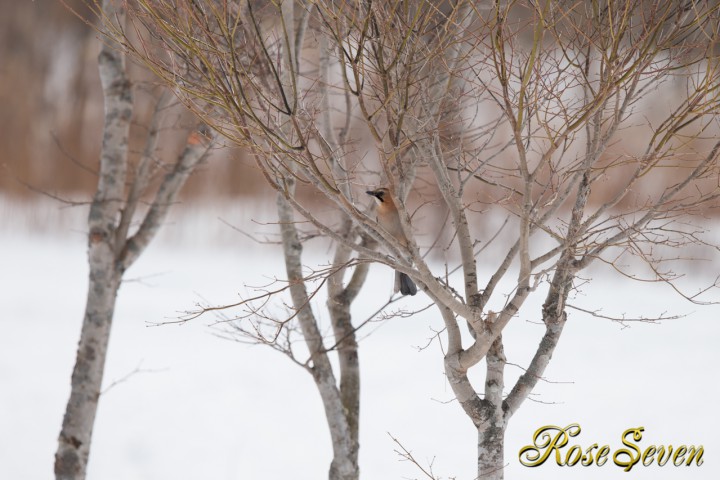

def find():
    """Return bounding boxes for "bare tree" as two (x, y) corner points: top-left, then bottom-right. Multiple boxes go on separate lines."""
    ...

(102, 1), (720, 479)
(54, 2), (215, 479)
(268, 3), (367, 477)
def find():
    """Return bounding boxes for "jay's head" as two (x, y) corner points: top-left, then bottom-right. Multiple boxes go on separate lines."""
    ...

(366, 187), (391, 204)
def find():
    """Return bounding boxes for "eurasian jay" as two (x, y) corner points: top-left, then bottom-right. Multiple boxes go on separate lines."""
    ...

(366, 187), (418, 296)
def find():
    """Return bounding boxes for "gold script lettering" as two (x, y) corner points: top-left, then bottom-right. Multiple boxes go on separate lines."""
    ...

(518, 424), (581, 467)
(613, 427), (644, 472)
(686, 446), (704, 466)
(519, 425), (704, 470)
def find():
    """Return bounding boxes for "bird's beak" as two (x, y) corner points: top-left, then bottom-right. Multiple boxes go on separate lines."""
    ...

(366, 190), (378, 198)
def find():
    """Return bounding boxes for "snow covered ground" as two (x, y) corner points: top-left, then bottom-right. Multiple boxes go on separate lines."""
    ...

(1, 198), (718, 480)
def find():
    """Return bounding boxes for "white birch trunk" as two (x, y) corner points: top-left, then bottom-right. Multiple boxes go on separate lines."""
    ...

(478, 422), (506, 480)
(327, 233), (362, 475)
(477, 335), (507, 480)
(275, 3), (358, 477)
(55, 4), (213, 477)
(55, 3), (131, 478)
(276, 185), (358, 480)
(55, 258), (122, 479)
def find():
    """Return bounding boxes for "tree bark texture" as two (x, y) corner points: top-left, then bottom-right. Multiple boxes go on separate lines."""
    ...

(327, 227), (369, 475)
(55, 3), (132, 478)
(276, 184), (358, 480)
(477, 334), (507, 480)
(55, 260), (122, 479)
(478, 421), (506, 480)
(274, 3), (358, 476)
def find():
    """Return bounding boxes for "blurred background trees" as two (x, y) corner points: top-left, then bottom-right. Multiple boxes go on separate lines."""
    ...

(0, 0), (264, 198)
(4, 0), (718, 211)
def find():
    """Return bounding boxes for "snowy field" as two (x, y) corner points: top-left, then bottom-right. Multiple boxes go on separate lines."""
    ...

(1, 198), (719, 480)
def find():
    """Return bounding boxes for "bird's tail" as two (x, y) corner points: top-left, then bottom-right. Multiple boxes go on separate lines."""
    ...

(395, 270), (418, 296)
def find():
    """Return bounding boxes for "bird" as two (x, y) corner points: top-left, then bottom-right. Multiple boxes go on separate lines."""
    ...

(366, 187), (418, 296)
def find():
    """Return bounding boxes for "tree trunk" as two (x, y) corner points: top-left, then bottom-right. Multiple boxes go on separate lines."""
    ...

(327, 275), (360, 478)
(275, 2), (357, 477)
(276, 187), (357, 480)
(55, 248), (121, 479)
(478, 334), (507, 480)
(327, 223), (368, 478)
(478, 417), (506, 480)
(56, 3), (131, 478)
